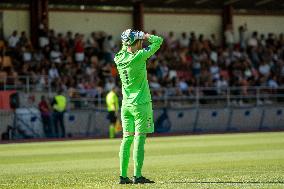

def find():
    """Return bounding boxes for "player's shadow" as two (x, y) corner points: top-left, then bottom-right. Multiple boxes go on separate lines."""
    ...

(169, 181), (284, 184)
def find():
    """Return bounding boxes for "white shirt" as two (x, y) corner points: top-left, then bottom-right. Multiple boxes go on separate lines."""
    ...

(179, 37), (188, 48)
(48, 68), (59, 80)
(179, 81), (188, 91)
(150, 81), (161, 89)
(210, 51), (218, 63)
(259, 64), (270, 76)
(105, 82), (115, 92)
(268, 79), (278, 89)
(23, 52), (32, 62)
(210, 65), (220, 79)
(225, 30), (234, 44)
(8, 35), (19, 48)
(248, 37), (258, 47)
(50, 50), (62, 63)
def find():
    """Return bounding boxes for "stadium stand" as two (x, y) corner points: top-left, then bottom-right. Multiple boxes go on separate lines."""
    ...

(0, 28), (283, 100)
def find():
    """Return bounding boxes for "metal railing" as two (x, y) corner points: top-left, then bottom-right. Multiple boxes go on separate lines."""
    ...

(1, 75), (284, 109)
(0, 75), (51, 93)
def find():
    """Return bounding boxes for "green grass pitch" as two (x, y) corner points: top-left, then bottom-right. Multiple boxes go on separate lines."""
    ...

(0, 132), (284, 189)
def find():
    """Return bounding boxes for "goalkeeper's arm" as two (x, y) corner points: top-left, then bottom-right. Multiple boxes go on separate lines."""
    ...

(140, 34), (163, 60)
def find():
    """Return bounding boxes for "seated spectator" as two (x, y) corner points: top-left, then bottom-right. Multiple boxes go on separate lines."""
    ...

(210, 61), (220, 80)
(50, 45), (62, 64)
(259, 61), (271, 77)
(1, 27), (283, 103)
(49, 63), (60, 81)
(178, 78), (189, 95)
(268, 75), (279, 89)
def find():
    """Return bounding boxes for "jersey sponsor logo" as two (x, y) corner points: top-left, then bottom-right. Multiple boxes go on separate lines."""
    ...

(118, 61), (130, 67)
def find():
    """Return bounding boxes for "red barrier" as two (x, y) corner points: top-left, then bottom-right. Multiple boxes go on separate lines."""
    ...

(0, 90), (16, 110)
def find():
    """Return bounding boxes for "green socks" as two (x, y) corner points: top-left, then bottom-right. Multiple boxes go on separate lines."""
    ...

(109, 124), (115, 138)
(119, 135), (134, 177)
(133, 135), (146, 178)
(119, 134), (147, 178)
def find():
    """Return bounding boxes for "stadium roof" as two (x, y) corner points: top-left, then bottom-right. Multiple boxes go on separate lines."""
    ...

(1, 0), (284, 11)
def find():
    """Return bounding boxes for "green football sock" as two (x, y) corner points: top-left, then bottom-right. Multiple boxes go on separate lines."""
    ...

(109, 124), (115, 138)
(133, 135), (146, 178)
(119, 135), (134, 177)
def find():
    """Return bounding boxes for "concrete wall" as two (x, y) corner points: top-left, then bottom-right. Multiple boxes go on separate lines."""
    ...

(144, 13), (222, 41)
(49, 11), (132, 41)
(1, 10), (284, 42)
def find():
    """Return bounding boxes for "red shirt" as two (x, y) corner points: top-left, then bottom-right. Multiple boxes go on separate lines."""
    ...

(75, 40), (84, 53)
(38, 100), (50, 116)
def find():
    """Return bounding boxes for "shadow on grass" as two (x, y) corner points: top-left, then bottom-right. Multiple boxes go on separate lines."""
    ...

(168, 181), (284, 184)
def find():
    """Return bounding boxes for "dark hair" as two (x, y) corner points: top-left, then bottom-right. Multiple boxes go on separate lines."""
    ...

(131, 39), (143, 47)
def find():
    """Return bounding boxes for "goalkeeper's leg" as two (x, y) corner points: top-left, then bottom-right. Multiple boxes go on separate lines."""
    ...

(119, 132), (134, 178)
(132, 102), (155, 184)
(119, 105), (135, 184)
(133, 133), (146, 178)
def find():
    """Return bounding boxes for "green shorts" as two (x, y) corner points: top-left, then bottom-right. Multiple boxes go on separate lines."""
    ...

(121, 102), (154, 134)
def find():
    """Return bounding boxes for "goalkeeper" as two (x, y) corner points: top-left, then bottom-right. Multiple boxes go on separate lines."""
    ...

(114, 29), (163, 184)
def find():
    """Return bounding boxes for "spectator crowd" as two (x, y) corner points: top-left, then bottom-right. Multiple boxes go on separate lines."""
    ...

(0, 25), (283, 101)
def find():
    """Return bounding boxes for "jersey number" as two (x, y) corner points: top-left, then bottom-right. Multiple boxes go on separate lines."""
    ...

(123, 70), (129, 85)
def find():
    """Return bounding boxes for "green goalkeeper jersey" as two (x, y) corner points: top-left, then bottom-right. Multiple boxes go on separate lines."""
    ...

(114, 35), (163, 105)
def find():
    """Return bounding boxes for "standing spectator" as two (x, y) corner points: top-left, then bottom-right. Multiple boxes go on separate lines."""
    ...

(224, 24), (234, 50)
(166, 31), (177, 49)
(210, 33), (218, 48)
(106, 87), (119, 138)
(103, 35), (115, 63)
(39, 21), (49, 48)
(238, 23), (247, 49)
(75, 34), (85, 63)
(248, 31), (258, 48)
(19, 31), (29, 47)
(8, 30), (19, 48)
(179, 32), (189, 48)
(38, 95), (52, 138)
(260, 34), (266, 47)
(66, 31), (74, 49)
(52, 90), (67, 138)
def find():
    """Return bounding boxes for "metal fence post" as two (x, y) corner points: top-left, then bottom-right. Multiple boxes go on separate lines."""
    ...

(98, 92), (102, 110)
(3, 75), (6, 90)
(26, 76), (30, 93)
(227, 87), (230, 107)
(256, 87), (260, 106)
(48, 77), (52, 97)
(196, 87), (200, 108)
